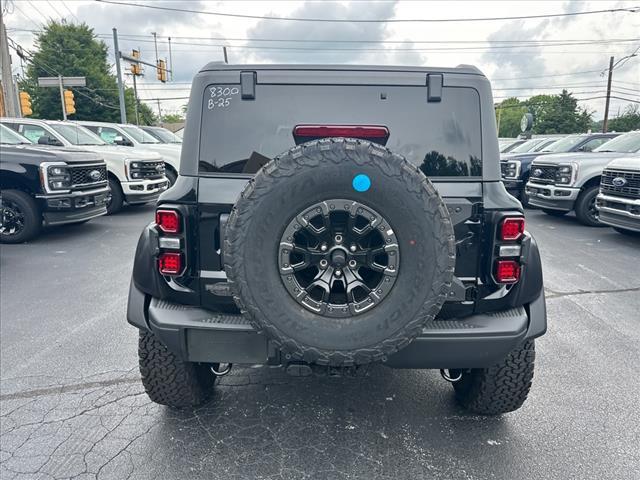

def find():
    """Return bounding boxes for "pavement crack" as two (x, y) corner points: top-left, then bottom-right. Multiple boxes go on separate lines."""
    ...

(545, 286), (640, 299)
(0, 376), (140, 401)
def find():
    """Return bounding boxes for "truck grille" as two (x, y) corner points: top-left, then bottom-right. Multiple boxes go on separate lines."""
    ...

(131, 161), (165, 180)
(601, 169), (640, 199)
(70, 164), (108, 188)
(529, 165), (557, 184)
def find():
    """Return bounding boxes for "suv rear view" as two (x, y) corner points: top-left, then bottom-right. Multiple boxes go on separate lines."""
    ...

(128, 64), (546, 415)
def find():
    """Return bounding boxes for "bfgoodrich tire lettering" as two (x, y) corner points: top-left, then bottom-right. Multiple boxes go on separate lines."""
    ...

(224, 138), (456, 366)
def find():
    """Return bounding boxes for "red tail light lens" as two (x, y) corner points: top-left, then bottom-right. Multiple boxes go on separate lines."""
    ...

(495, 260), (521, 284)
(158, 252), (183, 275)
(156, 209), (180, 233)
(500, 217), (525, 241)
(293, 125), (389, 139)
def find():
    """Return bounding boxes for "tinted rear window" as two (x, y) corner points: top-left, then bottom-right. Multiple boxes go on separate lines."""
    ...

(199, 84), (482, 177)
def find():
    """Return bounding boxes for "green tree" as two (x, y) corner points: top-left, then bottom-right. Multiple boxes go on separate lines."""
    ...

(525, 90), (592, 134)
(21, 21), (151, 124)
(608, 104), (640, 132)
(495, 97), (527, 137)
(124, 88), (156, 125)
(160, 113), (184, 124)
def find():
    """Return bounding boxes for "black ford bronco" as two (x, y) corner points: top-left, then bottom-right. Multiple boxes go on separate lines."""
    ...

(127, 64), (546, 415)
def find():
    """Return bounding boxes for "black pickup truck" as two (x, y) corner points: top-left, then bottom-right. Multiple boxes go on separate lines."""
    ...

(0, 124), (109, 243)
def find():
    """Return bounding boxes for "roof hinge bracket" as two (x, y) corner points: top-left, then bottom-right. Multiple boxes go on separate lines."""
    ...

(240, 71), (256, 100)
(427, 74), (443, 103)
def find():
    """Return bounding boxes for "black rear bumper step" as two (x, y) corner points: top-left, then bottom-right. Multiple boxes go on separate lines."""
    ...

(128, 281), (546, 369)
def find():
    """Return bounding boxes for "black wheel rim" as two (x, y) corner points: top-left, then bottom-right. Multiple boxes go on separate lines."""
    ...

(0, 199), (26, 237)
(278, 199), (399, 318)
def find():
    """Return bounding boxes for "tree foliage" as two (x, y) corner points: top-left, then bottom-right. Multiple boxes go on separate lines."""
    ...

(495, 90), (593, 137)
(607, 104), (640, 132)
(495, 98), (527, 137)
(21, 21), (155, 125)
(160, 113), (185, 124)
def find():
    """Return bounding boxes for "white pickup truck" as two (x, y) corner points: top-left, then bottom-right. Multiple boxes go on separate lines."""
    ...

(78, 121), (181, 186)
(1, 118), (168, 214)
(596, 156), (640, 235)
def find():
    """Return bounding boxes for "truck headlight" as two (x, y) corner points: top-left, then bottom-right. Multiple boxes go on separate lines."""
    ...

(503, 160), (521, 179)
(41, 163), (71, 192)
(555, 163), (578, 186)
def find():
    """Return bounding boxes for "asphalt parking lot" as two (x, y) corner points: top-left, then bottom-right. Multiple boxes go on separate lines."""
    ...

(1, 205), (639, 480)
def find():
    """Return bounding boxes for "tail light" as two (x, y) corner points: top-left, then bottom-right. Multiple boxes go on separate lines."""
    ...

(500, 217), (525, 241)
(156, 208), (184, 276)
(156, 209), (181, 233)
(494, 215), (525, 284)
(158, 252), (183, 275)
(495, 260), (521, 284)
(293, 125), (390, 145)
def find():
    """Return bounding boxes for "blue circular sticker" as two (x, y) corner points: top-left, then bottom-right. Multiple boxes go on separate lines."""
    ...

(352, 174), (371, 192)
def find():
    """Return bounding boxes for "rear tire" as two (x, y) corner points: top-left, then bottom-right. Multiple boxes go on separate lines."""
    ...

(452, 340), (535, 415)
(138, 331), (217, 408)
(541, 208), (567, 217)
(106, 177), (124, 215)
(574, 185), (602, 227)
(0, 190), (42, 243)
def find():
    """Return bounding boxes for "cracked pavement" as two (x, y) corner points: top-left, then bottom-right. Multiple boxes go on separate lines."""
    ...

(1, 206), (639, 479)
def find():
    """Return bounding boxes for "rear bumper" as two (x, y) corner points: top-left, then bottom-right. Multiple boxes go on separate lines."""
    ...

(525, 182), (579, 211)
(127, 281), (546, 369)
(596, 193), (640, 232)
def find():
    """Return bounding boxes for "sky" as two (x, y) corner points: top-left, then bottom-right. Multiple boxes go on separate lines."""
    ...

(3, 0), (639, 121)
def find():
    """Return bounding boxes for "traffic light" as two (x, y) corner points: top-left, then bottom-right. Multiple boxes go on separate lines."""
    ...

(63, 90), (76, 115)
(130, 49), (142, 76)
(19, 91), (32, 116)
(157, 59), (167, 83)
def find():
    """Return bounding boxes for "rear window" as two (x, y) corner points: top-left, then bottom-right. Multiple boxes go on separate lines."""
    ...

(199, 84), (482, 177)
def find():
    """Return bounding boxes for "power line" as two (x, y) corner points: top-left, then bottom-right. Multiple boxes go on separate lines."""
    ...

(10, 28), (636, 47)
(60, 0), (81, 23)
(10, 2), (43, 29)
(94, 1), (639, 23)
(45, 0), (64, 19)
(6, 37), (122, 111)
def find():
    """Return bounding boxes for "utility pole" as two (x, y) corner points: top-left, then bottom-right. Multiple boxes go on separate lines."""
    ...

(0, 12), (19, 117)
(152, 32), (159, 63)
(132, 73), (139, 125)
(112, 28), (127, 123)
(156, 99), (162, 125)
(602, 56), (614, 133)
(168, 37), (173, 81)
(223, 46), (228, 64)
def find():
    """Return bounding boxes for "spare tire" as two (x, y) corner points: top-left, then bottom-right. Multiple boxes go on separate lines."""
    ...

(224, 138), (455, 366)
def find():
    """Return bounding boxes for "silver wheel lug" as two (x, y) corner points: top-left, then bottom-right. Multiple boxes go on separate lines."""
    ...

(348, 260), (357, 268)
(349, 244), (356, 252)
(319, 259), (328, 269)
(334, 234), (343, 244)
(320, 243), (328, 252)
(335, 269), (342, 277)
